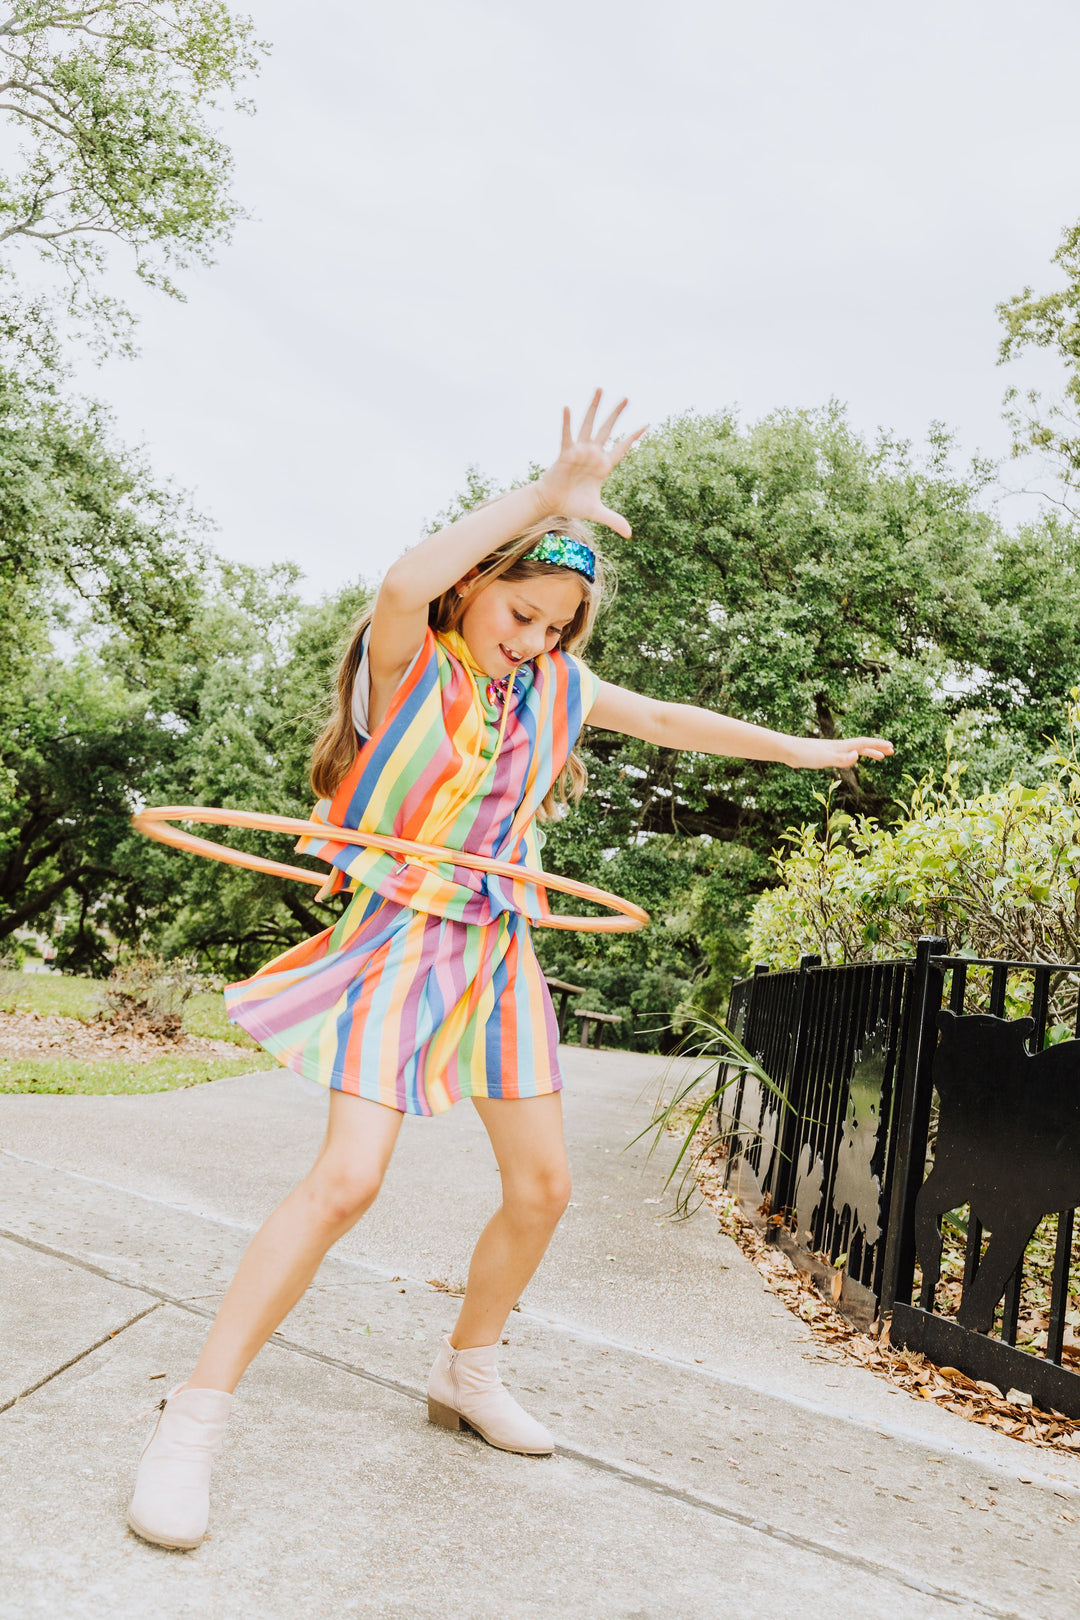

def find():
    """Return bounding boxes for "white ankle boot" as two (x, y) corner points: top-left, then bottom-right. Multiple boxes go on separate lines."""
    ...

(427, 1334), (553, 1455)
(127, 1384), (233, 1549)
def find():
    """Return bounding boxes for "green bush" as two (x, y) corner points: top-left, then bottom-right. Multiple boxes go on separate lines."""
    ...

(747, 702), (1080, 996)
(102, 950), (203, 1037)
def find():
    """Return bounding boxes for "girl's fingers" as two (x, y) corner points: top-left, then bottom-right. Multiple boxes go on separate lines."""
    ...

(560, 407), (573, 453)
(578, 388), (603, 441)
(595, 397), (628, 444)
(595, 502), (632, 538)
(609, 425), (647, 465)
(839, 737), (894, 761)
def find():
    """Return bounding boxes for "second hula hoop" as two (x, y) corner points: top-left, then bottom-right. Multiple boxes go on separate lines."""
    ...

(131, 807), (649, 934)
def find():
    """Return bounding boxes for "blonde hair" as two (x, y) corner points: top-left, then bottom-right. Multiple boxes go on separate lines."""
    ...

(310, 513), (609, 816)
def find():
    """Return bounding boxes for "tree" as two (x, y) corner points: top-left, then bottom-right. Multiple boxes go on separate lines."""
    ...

(0, 650), (171, 970)
(998, 218), (1080, 512)
(527, 407), (1080, 1042)
(0, 563), (371, 975)
(0, 0), (265, 344)
(0, 2), (291, 972)
(0, 0), (267, 704)
(0, 358), (203, 691)
(579, 407), (1035, 841)
(120, 565), (370, 976)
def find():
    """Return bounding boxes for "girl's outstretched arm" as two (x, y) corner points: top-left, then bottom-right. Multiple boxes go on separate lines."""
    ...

(368, 391), (644, 691)
(587, 682), (893, 770)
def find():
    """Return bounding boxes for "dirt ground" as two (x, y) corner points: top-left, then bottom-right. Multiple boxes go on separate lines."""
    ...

(0, 1010), (242, 1065)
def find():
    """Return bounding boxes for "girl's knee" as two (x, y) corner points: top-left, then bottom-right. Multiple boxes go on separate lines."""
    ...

(306, 1160), (385, 1229)
(507, 1164), (572, 1225)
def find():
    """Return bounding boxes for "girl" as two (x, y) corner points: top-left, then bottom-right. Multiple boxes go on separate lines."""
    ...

(127, 392), (892, 1550)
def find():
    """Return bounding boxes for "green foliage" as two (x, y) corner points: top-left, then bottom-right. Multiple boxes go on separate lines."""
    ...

(0, 359), (203, 692)
(588, 405), (1074, 833)
(631, 1012), (788, 1219)
(444, 412), (1080, 851)
(0, 555), (371, 974)
(0, 649), (170, 969)
(0, 1050), (255, 1093)
(0, 2), (301, 984)
(534, 800), (762, 1050)
(121, 565), (370, 974)
(746, 699), (1080, 976)
(0, 0), (267, 909)
(533, 406), (1080, 1047)
(0, 0), (266, 342)
(998, 218), (1080, 503)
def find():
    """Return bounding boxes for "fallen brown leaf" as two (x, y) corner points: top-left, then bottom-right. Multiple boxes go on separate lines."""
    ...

(676, 1124), (1080, 1460)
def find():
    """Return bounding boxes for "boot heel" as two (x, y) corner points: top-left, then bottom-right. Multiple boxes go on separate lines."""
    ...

(427, 1397), (463, 1431)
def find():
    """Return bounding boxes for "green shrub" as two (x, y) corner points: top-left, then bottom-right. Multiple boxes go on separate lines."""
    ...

(102, 950), (204, 1039)
(747, 702), (1080, 996)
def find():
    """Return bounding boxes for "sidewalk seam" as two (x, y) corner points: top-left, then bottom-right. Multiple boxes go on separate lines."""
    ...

(552, 1444), (1029, 1620)
(0, 1301), (161, 1416)
(3, 1154), (1076, 1489)
(0, 1227), (1035, 1619)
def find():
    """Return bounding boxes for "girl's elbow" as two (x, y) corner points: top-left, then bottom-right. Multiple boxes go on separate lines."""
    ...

(648, 701), (678, 747)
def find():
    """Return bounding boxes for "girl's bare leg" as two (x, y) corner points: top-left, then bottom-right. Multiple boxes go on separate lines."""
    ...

(451, 1091), (571, 1349)
(185, 1091), (404, 1392)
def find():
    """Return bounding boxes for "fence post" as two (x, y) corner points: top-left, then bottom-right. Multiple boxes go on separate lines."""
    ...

(740, 963), (771, 1071)
(719, 965), (770, 1185)
(770, 954), (821, 1214)
(878, 935), (947, 1312)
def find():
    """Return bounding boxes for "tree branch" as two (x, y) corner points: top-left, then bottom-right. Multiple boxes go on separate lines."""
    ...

(0, 866), (83, 937)
(0, 100), (77, 140)
(281, 889), (332, 937)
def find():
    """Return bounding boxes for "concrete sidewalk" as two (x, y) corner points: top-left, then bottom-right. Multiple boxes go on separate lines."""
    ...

(1, 1048), (1078, 1619)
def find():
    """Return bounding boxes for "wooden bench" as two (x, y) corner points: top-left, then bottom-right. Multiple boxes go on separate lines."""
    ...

(543, 976), (588, 1043)
(574, 1009), (622, 1049)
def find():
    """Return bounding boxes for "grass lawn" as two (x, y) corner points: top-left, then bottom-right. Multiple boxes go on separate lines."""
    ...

(0, 970), (265, 1096)
(0, 1052), (260, 1095)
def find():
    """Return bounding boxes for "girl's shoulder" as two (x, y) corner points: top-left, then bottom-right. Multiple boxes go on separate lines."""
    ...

(352, 625), (437, 739)
(539, 645), (601, 722)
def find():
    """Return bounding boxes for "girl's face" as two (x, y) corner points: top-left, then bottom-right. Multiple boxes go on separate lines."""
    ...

(457, 570), (586, 677)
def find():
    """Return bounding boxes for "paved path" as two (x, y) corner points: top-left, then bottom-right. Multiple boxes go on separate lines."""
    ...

(2, 1048), (1079, 1619)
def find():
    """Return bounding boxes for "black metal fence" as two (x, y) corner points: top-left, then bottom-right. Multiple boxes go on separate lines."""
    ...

(721, 938), (1080, 1416)
(722, 953), (910, 1309)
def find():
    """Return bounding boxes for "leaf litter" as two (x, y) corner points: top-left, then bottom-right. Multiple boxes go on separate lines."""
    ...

(0, 1011), (239, 1063)
(685, 1127), (1080, 1459)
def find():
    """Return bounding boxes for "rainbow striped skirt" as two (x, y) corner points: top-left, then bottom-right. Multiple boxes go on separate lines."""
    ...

(223, 887), (561, 1116)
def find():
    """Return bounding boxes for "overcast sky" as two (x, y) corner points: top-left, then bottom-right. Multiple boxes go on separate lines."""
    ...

(69, 0), (1080, 598)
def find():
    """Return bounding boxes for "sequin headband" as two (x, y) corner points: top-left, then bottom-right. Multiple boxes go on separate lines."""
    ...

(521, 532), (596, 582)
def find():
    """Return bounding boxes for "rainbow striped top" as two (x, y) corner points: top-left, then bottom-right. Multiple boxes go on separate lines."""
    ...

(297, 626), (600, 922)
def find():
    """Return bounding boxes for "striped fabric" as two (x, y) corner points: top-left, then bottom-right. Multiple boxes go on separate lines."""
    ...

(223, 627), (600, 1115)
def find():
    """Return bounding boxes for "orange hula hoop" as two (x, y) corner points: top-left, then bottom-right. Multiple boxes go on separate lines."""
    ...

(131, 807), (649, 935)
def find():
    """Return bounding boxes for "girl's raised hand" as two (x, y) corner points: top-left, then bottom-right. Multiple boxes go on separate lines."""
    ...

(786, 736), (895, 770)
(534, 391), (647, 538)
